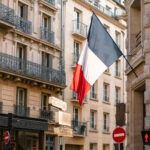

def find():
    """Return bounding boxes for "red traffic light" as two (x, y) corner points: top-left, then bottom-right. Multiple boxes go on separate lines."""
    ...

(142, 131), (150, 145)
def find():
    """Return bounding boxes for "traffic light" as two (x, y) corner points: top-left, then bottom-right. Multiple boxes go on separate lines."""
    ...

(142, 130), (150, 145)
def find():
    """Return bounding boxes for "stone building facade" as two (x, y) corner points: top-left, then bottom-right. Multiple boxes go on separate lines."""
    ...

(63, 0), (126, 150)
(125, 0), (150, 150)
(0, 0), (66, 149)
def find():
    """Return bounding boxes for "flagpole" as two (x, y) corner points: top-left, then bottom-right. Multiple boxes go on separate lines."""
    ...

(122, 54), (138, 78)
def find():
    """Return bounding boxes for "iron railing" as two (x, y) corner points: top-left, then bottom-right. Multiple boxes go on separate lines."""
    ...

(40, 109), (54, 121)
(16, 16), (32, 34)
(45, 0), (55, 6)
(0, 3), (15, 25)
(72, 120), (87, 136)
(14, 104), (30, 117)
(0, 102), (2, 113)
(85, 0), (114, 18)
(0, 52), (66, 86)
(72, 20), (88, 38)
(40, 27), (54, 44)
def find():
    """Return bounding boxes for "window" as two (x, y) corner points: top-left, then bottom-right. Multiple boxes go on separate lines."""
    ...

(115, 87), (120, 104)
(90, 143), (97, 150)
(16, 87), (27, 107)
(42, 52), (53, 68)
(74, 10), (80, 29)
(115, 31), (121, 47)
(115, 60), (121, 77)
(103, 113), (109, 132)
(73, 107), (79, 121)
(90, 82), (97, 99)
(41, 93), (51, 111)
(103, 144), (110, 150)
(46, 135), (55, 150)
(73, 41), (80, 65)
(103, 84), (109, 102)
(90, 111), (96, 130)
(104, 24), (110, 33)
(43, 15), (51, 30)
(18, 3), (28, 19)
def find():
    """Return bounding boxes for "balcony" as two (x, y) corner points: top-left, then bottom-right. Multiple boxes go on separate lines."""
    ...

(14, 105), (30, 117)
(0, 52), (66, 87)
(45, 0), (55, 6)
(72, 120), (87, 137)
(0, 3), (15, 28)
(85, 0), (114, 18)
(0, 102), (2, 113)
(71, 92), (87, 103)
(40, 27), (54, 44)
(40, 109), (54, 121)
(16, 16), (32, 34)
(72, 20), (88, 39)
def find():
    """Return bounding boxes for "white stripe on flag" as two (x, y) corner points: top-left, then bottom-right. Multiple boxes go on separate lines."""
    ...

(78, 41), (107, 85)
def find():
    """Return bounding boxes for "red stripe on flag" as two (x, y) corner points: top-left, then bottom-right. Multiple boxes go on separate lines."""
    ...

(70, 64), (91, 105)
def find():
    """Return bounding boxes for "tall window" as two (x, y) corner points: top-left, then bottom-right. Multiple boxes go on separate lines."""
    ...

(43, 15), (51, 30)
(73, 107), (79, 121)
(115, 60), (120, 77)
(73, 41), (80, 65)
(42, 52), (53, 68)
(41, 93), (50, 111)
(90, 111), (96, 130)
(74, 10), (80, 30)
(115, 31), (121, 47)
(115, 87), (120, 104)
(90, 82), (97, 99)
(16, 87), (27, 107)
(103, 113), (109, 132)
(18, 3), (28, 19)
(90, 143), (97, 150)
(103, 84), (109, 102)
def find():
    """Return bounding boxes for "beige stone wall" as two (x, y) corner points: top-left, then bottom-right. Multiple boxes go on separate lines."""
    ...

(64, 0), (126, 150)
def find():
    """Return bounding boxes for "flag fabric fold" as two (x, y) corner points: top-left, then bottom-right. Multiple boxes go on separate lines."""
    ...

(70, 13), (122, 106)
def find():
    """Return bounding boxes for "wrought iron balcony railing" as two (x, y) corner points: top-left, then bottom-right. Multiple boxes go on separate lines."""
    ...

(0, 52), (66, 86)
(85, 0), (114, 18)
(0, 3), (15, 25)
(14, 104), (30, 117)
(72, 20), (88, 38)
(16, 16), (32, 34)
(40, 109), (54, 121)
(45, 0), (55, 6)
(72, 120), (87, 136)
(0, 101), (2, 113)
(40, 27), (54, 44)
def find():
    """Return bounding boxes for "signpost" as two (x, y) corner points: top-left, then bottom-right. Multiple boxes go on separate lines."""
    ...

(113, 127), (126, 143)
(4, 131), (10, 145)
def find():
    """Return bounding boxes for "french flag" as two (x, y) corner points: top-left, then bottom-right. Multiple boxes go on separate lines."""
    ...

(70, 13), (122, 105)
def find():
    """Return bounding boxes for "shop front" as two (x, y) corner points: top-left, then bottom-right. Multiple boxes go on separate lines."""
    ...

(0, 114), (48, 150)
